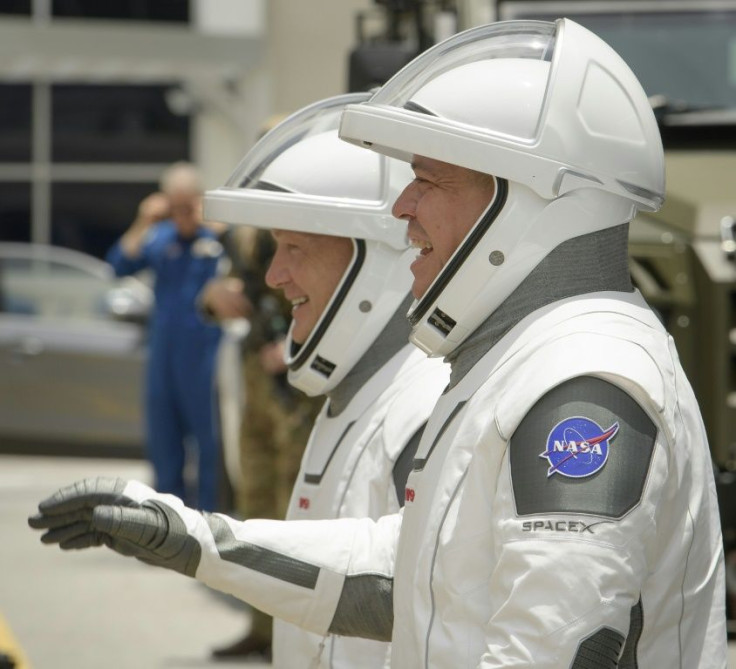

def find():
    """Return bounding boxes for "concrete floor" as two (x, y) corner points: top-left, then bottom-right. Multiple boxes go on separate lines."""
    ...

(0, 454), (268, 669)
(2, 452), (736, 668)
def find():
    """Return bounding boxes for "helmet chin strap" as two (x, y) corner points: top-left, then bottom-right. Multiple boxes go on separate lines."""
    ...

(445, 223), (633, 388)
(285, 239), (366, 377)
(407, 177), (509, 329)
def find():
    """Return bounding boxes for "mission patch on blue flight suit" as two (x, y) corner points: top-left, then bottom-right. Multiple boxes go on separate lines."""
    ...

(509, 376), (656, 518)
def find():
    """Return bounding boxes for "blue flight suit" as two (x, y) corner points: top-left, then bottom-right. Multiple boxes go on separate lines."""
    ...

(107, 222), (223, 511)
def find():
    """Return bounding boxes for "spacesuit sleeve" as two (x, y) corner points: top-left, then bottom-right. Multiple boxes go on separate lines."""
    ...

(478, 372), (668, 668)
(106, 238), (151, 277)
(195, 510), (403, 639)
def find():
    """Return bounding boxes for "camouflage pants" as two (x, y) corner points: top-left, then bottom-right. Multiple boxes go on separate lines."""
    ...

(237, 351), (321, 638)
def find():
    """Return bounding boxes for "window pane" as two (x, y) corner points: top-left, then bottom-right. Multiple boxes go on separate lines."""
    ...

(52, 85), (190, 163)
(52, 181), (157, 259)
(0, 182), (31, 242)
(0, 0), (30, 15)
(52, 0), (188, 22)
(0, 85), (32, 162)
(501, 10), (736, 110)
(0, 252), (113, 320)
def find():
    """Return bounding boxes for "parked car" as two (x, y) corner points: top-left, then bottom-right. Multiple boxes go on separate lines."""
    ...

(0, 242), (152, 454)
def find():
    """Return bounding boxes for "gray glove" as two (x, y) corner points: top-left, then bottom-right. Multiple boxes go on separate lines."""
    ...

(28, 477), (202, 577)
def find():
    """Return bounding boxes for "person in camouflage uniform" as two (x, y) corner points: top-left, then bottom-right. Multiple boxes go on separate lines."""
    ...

(201, 224), (321, 659)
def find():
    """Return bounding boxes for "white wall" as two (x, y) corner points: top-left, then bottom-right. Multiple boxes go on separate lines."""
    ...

(192, 0), (269, 188)
(266, 0), (374, 117)
(193, 0), (374, 189)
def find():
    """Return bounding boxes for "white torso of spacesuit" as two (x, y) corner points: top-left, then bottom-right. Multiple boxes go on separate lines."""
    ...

(189, 290), (725, 668)
(272, 343), (449, 669)
(390, 290), (727, 669)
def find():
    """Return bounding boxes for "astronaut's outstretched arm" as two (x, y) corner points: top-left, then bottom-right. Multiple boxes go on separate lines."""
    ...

(28, 477), (400, 640)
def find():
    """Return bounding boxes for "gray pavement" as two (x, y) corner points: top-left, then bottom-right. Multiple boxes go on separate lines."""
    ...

(0, 454), (269, 669)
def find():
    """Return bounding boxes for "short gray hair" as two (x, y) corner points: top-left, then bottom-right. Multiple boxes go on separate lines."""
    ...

(159, 161), (203, 195)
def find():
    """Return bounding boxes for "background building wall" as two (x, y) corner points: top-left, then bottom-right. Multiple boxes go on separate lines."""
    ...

(193, 0), (374, 191)
(266, 0), (374, 117)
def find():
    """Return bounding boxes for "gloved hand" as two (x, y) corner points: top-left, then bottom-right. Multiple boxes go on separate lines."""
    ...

(28, 477), (202, 577)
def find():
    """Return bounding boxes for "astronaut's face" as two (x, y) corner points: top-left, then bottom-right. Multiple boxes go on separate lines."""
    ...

(391, 156), (496, 299)
(265, 230), (354, 344)
(168, 189), (202, 239)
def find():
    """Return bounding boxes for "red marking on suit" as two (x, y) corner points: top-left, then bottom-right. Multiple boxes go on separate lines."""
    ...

(299, 497), (310, 509)
(405, 487), (415, 503)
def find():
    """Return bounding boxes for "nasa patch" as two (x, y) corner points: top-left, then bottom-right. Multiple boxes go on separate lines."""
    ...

(510, 376), (656, 518)
(540, 417), (619, 478)
(192, 238), (223, 258)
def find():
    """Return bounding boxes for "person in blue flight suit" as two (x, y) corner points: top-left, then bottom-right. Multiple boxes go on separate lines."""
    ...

(106, 161), (225, 511)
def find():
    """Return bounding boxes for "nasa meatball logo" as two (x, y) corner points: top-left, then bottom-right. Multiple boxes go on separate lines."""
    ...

(539, 417), (619, 479)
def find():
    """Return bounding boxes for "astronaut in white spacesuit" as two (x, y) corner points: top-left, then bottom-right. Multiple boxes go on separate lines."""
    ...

(29, 94), (448, 669)
(30, 18), (727, 669)
(204, 93), (449, 668)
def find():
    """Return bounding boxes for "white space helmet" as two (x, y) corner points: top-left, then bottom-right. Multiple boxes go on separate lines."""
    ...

(339, 18), (665, 357)
(204, 93), (414, 396)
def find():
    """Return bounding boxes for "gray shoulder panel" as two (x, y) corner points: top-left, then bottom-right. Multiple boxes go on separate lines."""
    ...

(329, 573), (393, 642)
(510, 376), (656, 518)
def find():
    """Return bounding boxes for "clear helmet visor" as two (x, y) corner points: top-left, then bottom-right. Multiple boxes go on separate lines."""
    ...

(225, 93), (368, 190)
(370, 21), (556, 144)
(204, 92), (411, 249)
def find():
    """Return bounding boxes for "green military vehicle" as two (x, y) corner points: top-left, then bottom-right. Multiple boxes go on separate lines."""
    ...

(496, 0), (736, 625)
(494, 0), (736, 469)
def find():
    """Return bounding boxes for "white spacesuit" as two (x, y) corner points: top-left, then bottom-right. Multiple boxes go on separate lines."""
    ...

(276, 342), (443, 669)
(335, 16), (726, 667)
(387, 290), (725, 667)
(30, 18), (727, 669)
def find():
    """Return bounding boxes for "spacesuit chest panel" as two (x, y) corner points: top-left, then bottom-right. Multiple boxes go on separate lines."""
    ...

(290, 345), (422, 520)
(392, 347), (506, 668)
(290, 398), (378, 520)
(301, 415), (358, 487)
(399, 343), (506, 561)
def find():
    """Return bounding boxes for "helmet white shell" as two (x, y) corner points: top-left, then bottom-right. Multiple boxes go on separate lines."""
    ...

(339, 18), (664, 356)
